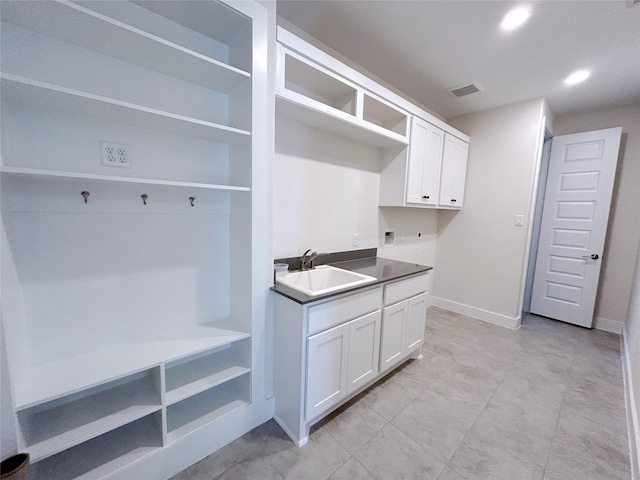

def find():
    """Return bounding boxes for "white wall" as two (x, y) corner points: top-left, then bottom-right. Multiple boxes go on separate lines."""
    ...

(274, 117), (381, 258)
(378, 208), (438, 267)
(626, 238), (640, 477)
(553, 105), (640, 329)
(432, 98), (547, 328)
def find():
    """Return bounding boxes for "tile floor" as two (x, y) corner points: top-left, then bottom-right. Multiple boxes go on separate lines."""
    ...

(171, 307), (631, 480)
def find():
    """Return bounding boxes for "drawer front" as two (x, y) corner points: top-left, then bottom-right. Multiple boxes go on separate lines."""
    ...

(308, 287), (383, 336)
(384, 273), (428, 306)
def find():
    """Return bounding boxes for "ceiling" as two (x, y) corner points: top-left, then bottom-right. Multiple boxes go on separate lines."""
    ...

(276, 1), (640, 120)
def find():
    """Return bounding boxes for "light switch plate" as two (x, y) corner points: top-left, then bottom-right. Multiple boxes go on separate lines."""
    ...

(515, 215), (524, 226)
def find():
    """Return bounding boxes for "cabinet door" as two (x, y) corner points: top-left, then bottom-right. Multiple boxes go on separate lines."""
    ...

(404, 293), (428, 353)
(379, 302), (407, 373)
(306, 323), (350, 420)
(406, 118), (444, 206)
(439, 134), (469, 208)
(347, 310), (381, 394)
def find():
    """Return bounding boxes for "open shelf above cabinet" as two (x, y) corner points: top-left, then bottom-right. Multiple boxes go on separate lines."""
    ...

(276, 95), (408, 148)
(0, 75), (251, 144)
(14, 324), (250, 412)
(0, 0), (251, 92)
(276, 47), (409, 148)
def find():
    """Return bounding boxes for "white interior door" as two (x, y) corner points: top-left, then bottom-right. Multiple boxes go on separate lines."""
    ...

(530, 127), (622, 327)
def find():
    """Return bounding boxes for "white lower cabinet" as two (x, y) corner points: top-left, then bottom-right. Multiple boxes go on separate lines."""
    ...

(381, 288), (428, 373)
(305, 309), (382, 421)
(306, 322), (350, 421)
(380, 301), (408, 373)
(274, 271), (429, 446)
(346, 311), (381, 394)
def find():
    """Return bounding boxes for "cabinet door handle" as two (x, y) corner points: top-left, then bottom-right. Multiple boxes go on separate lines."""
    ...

(582, 254), (600, 260)
(422, 195), (430, 199)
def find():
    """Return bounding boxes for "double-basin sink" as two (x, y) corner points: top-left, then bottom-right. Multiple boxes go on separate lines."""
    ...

(276, 265), (376, 297)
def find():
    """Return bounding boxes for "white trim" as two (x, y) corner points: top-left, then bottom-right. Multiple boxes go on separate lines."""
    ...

(273, 414), (308, 447)
(431, 297), (521, 330)
(622, 323), (640, 480)
(593, 316), (624, 334)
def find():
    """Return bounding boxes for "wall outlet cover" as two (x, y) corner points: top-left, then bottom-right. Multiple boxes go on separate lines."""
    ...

(101, 141), (132, 168)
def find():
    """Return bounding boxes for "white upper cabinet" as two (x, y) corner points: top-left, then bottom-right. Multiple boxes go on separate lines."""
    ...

(380, 119), (469, 210)
(406, 117), (445, 206)
(438, 133), (469, 208)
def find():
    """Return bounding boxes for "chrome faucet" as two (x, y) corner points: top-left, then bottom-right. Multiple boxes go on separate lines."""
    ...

(300, 249), (328, 270)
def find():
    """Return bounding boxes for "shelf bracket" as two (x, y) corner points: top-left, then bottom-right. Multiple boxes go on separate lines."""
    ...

(141, 194), (148, 205)
(81, 191), (90, 204)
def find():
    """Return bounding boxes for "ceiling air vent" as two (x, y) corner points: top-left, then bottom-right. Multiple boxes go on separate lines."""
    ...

(447, 83), (483, 98)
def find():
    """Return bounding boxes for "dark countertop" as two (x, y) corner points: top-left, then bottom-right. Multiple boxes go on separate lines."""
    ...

(272, 256), (432, 305)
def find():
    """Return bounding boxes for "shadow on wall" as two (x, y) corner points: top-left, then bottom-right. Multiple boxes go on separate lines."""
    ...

(436, 209), (459, 237)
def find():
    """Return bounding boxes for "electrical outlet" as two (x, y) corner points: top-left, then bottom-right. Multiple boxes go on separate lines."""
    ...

(101, 141), (131, 168)
(352, 234), (359, 247)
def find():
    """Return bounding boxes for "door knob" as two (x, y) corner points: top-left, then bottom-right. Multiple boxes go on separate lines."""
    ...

(451, 199), (457, 203)
(422, 195), (429, 199)
(581, 254), (600, 260)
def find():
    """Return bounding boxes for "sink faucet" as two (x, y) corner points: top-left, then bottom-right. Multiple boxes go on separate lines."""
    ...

(300, 249), (328, 270)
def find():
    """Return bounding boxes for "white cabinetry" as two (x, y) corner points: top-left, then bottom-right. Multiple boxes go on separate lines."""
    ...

(274, 271), (429, 446)
(380, 117), (469, 210)
(1, 1), (270, 478)
(276, 44), (409, 147)
(405, 117), (445, 206)
(380, 274), (429, 373)
(305, 309), (382, 420)
(306, 322), (350, 421)
(439, 133), (470, 208)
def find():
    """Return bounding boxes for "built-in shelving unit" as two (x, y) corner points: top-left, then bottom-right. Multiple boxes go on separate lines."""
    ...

(1, 0), (264, 477)
(276, 45), (409, 148)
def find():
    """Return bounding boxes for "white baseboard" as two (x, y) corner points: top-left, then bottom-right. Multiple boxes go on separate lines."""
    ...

(594, 316), (624, 334)
(622, 323), (640, 480)
(431, 297), (520, 330)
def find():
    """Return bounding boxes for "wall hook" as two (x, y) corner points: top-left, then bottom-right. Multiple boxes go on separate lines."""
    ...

(189, 196), (195, 207)
(81, 191), (90, 204)
(141, 194), (148, 205)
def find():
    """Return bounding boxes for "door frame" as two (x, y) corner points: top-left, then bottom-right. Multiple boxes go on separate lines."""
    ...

(523, 131), (552, 313)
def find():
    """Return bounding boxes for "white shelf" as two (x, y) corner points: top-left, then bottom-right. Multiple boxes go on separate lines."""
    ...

(166, 341), (250, 405)
(276, 94), (408, 148)
(166, 375), (250, 443)
(30, 414), (162, 480)
(0, 0), (250, 93)
(0, 75), (251, 143)
(13, 324), (250, 411)
(20, 372), (161, 462)
(166, 366), (250, 406)
(0, 166), (251, 192)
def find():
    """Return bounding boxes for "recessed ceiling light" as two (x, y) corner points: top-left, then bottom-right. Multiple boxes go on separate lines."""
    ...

(564, 69), (591, 86)
(500, 6), (532, 31)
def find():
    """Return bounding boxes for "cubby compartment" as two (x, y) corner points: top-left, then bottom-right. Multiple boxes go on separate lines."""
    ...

(283, 52), (357, 116)
(166, 338), (251, 405)
(363, 93), (408, 137)
(276, 39), (408, 148)
(17, 369), (161, 462)
(29, 412), (163, 480)
(166, 373), (250, 443)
